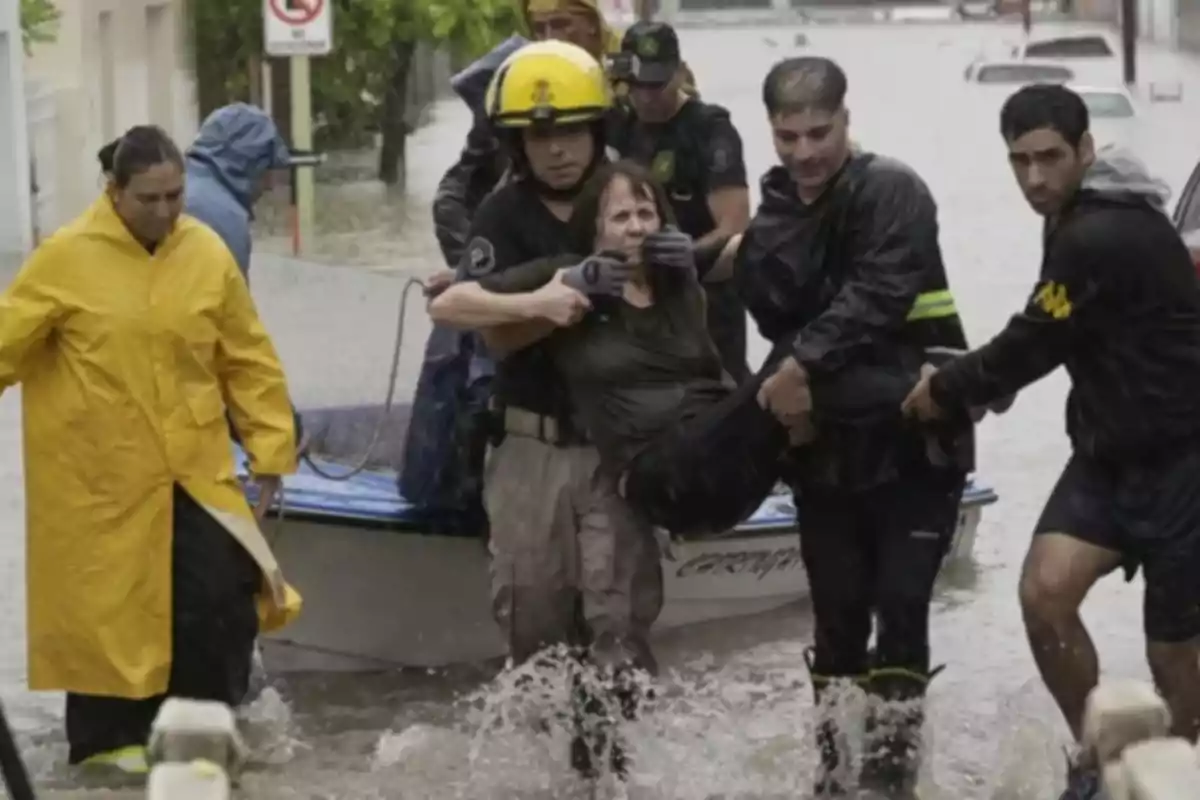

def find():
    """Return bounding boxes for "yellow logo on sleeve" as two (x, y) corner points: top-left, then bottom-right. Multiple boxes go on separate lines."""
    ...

(1033, 281), (1073, 320)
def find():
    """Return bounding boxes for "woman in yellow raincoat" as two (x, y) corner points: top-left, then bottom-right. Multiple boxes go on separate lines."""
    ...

(0, 124), (301, 772)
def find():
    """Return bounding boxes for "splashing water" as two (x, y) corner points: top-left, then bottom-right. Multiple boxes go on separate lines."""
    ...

(358, 640), (1072, 800)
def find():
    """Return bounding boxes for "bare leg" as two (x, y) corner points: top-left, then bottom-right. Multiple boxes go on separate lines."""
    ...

(1018, 532), (1124, 740)
(1147, 639), (1200, 740)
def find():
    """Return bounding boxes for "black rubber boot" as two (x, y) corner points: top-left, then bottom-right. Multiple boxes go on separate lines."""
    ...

(860, 663), (944, 799)
(803, 647), (862, 799)
(569, 662), (643, 781)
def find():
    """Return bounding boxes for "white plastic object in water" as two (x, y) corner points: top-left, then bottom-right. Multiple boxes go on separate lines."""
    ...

(147, 698), (246, 771)
(146, 760), (231, 800)
(1119, 738), (1200, 800)
(1082, 679), (1171, 764)
(145, 699), (246, 800)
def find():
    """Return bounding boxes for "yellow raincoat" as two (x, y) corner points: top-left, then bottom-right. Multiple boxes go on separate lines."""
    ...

(0, 195), (301, 699)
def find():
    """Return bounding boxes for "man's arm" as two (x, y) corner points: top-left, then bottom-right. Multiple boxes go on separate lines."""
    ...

(426, 208), (588, 349)
(929, 226), (1099, 413)
(790, 168), (933, 374)
(478, 254), (578, 295)
(427, 238), (549, 329)
(431, 117), (505, 267)
(695, 108), (751, 282)
(473, 254), (580, 357)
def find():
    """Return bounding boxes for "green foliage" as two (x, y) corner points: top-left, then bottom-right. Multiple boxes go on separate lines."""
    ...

(19, 0), (60, 53)
(314, 0), (523, 145)
(190, 0), (263, 104)
(191, 0), (523, 148)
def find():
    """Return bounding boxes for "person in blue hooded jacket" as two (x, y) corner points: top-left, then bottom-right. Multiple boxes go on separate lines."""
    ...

(184, 103), (294, 281)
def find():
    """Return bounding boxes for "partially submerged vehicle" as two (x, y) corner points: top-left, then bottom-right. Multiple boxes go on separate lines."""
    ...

(963, 58), (1074, 85)
(239, 403), (1000, 672)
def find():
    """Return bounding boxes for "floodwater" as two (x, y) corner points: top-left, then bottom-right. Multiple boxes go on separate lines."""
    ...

(0, 17), (1197, 800)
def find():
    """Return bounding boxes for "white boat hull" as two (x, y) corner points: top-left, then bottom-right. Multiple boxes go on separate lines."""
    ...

(259, 501), (990, 673)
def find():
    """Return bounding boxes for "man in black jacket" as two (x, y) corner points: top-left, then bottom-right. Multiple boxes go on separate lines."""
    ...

(905, 84), (1200, 800)
(742, 57), (974, 799)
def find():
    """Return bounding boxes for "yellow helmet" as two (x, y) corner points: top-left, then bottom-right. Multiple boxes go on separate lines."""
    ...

(485, 40), (612, 129)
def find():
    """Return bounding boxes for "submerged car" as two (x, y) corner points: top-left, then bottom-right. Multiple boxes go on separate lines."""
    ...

(1070, 84), (1136, 119)
(1012, 32), (1119, 83)
(1012, 33), (1116, 60)
(963, 58), (1074, 84)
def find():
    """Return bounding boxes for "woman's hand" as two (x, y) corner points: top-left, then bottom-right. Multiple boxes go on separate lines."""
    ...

(642, 228), (696, 274)
(561, 253), (634, 297)
(252, 474), (282, 523)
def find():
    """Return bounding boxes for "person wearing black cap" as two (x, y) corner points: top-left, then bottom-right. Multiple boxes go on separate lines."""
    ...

(608, 21), (752, 384)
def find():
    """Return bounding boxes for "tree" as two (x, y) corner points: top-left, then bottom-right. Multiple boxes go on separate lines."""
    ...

(189, 0), (522, 186)
(19, 0), (60, 53)
(322, 0), (522, 186)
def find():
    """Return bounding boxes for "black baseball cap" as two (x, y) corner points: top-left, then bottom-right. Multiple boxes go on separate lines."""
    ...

(614, 21), (682, 87)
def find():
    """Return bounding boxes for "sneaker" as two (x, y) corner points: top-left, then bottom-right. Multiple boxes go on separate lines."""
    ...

(1059, 757), (1102, 800)
(79, 744), (149, 775)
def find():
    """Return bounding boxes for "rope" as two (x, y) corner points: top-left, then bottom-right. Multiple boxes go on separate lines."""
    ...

(261, 275), (428, 541)
(301, 276), (428, 481)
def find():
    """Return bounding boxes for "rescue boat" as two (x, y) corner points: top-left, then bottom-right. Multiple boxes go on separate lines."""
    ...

(238, 405), (999, 673)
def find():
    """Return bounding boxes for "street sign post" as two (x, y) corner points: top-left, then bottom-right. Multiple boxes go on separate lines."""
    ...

(264, 0), (332, 57)
(263, 0), (333, 256)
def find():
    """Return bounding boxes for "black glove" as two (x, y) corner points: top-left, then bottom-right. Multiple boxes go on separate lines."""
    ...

(642, 227), (696, 274)
(561, 252), (634, 297)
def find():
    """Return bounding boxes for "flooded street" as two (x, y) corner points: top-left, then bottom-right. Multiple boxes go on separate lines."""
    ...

(0, 17), (1196, 799)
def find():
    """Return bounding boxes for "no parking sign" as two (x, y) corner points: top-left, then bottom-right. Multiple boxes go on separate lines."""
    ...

(263, 0), (334, 57)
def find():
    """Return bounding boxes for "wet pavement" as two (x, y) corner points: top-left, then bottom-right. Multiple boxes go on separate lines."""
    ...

(0, 17), (1197, 799)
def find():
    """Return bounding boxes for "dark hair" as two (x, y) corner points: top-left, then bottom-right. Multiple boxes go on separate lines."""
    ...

(97, 138), (120, 174)
(108, 125), (184, 188)
(762, 56), (847, 116)
(567, 160), (681, 295)
(999, 83), (1089, 147)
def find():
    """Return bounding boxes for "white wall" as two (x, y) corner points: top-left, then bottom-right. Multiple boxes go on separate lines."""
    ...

(1138, 0), (1179, 46)
(0, 0), (32, 259)
(24, 0), (198, 237)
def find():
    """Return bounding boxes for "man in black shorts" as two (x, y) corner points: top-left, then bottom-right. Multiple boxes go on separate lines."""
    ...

(904, 83), (1200, 800)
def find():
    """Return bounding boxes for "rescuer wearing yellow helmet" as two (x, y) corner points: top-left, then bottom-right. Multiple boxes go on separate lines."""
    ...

(483, 40), (611, 195)
(431, 0), (623, 271)
(427, 41), (664, 781)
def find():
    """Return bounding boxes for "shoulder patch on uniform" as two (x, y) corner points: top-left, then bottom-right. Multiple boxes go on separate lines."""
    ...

(652, 150), (676, 182)
(463, 237), (497, 278)
(710, 144), (730, 173)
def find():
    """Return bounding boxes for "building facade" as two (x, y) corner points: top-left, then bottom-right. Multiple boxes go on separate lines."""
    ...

(24, 0), (199, 239)
(0, 0), (32, 260)
(1179, 0), (1200, 50)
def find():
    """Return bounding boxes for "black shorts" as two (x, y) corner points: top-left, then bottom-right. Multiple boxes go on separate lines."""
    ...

(1034, 449), (1200, 642)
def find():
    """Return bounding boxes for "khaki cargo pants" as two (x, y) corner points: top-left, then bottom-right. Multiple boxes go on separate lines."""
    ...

(483, 431), (664, 673)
